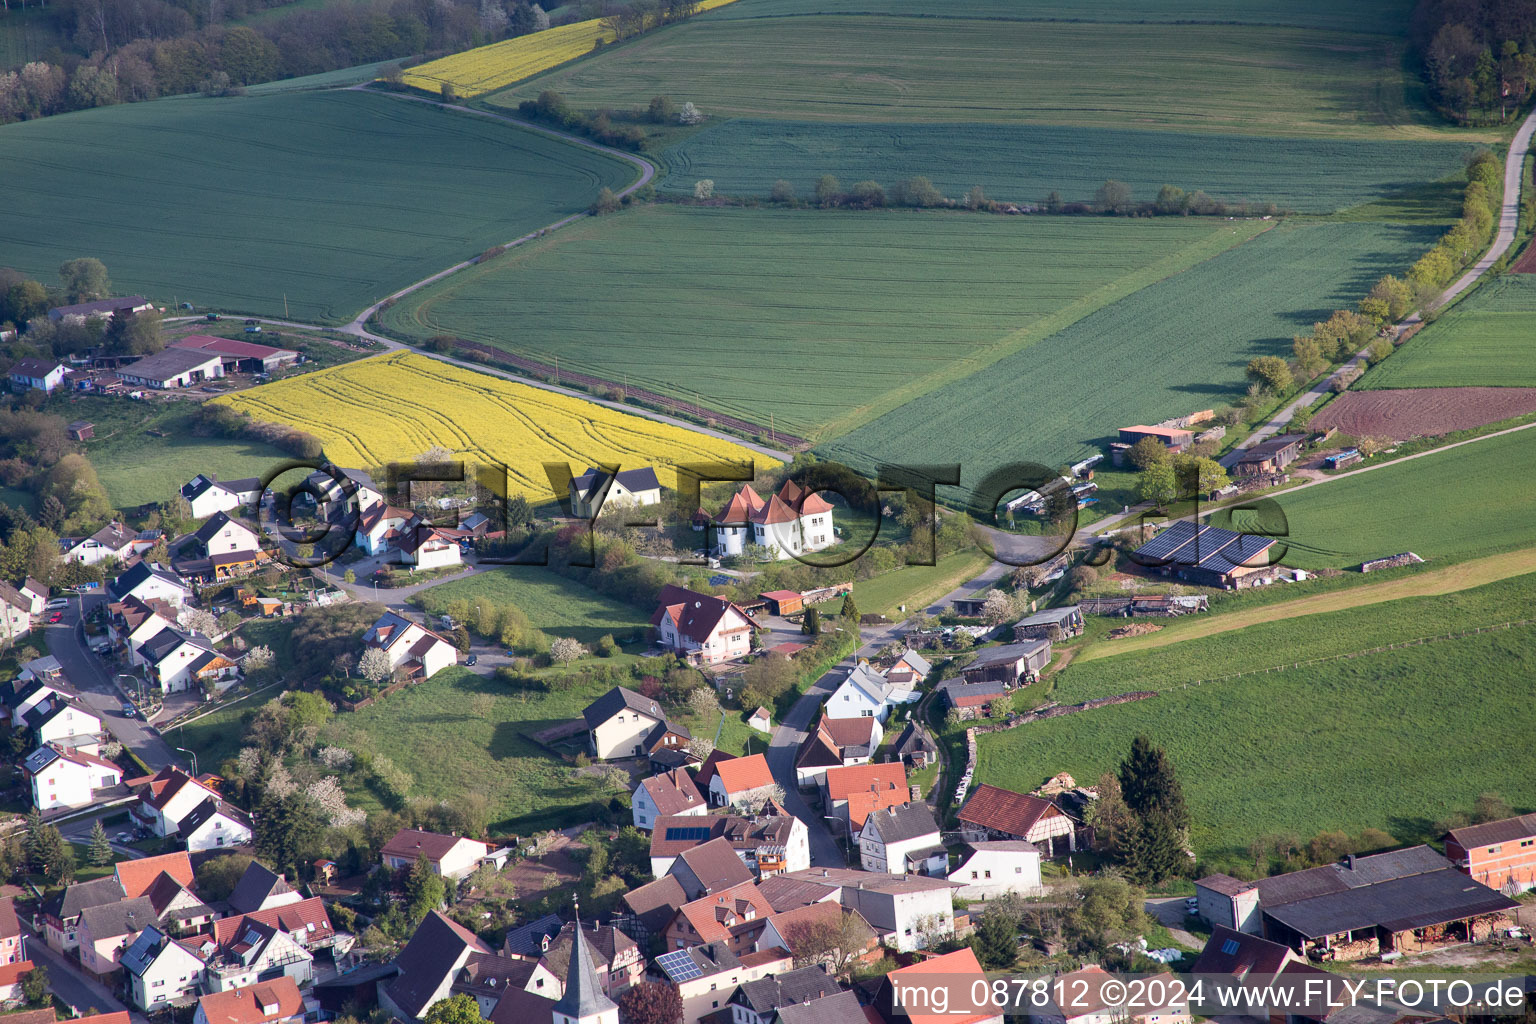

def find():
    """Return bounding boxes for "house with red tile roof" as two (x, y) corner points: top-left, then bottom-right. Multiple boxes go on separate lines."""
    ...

(712, 481), (835, 561)
(362, 611), (458, 683)
(130, 767), (223, 838)
(706, 753), (776, 809)
(0, 959), (36, 1002)
(957, 784), (1078, 856)
(381, 828), (490, 880)
(1442, 812), (1536, 893)
(650, 585), (755, 665)
(794, 716), (882, 785)
(755, 902), (877, 970)
(116, 851), (195, 899)
(822, 763), (909, 834)
(664, 881), (774, 954)
(631, 768), (706, 830)
(649, 810), (810, 880)
(193, 977), (304, 1024)
(877, 947), (1000, 1024)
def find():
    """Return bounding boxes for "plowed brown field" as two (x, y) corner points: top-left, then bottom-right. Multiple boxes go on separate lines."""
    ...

(1312, 387), (1536, 439)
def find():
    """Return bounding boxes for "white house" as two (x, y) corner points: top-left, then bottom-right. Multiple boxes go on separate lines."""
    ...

(354, 502), (414, 556)
(705, 754), (775, 809)
(19, 578), (48, 616)
(632, 769), (707, 830)
(115, 597), (178, 661)
(116, 347), (225, 389)
(859, 803), (945, 875)
(23, 692), (101, 749)
(306, 467), (382, 519)
(181, 475), (262, 519)
(132, 766), (224, 838)
(64, 521), (137, 565)
(197, 920), (314, 992)
(361, 611), (458, 681)
(650, 585), (754, 665)
(139, 627), (236, 694)
(399, 526), (462, 570)
(570, 466), (662, 519)
(121, 926), (207, 1011)
(8, 358), (67, 393)
(381, 828), (490, 880)
(582, 686), (682, 761)
(0, 584), (32, 644)
(109, 561), (191, 608)
(948, 841), (1043, 900)
(712, 480), (835, 560)
(192, 512), (260, 558)
(179, 797), (254, 852)
(194, 977), (304, 1024)
(793, 716), (882, 786)
(784, 867), (957, 952)
(23, 744), (122, 811)
(824, 663), (896, 721)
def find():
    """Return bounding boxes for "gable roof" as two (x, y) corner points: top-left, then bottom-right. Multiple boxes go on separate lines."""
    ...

(211, 897), (332, 947)
(571, 466), (662, 503)
(621, 876), (688, 934)
(824, 762), (908, 803)
(119, 345), (224, 381)
(138, 625), (196, 665)
(734, 966), (839, 1014)
(173, 334), (296, 361)
(503, 913), (564, 957)
(9, 357), (64, 377)
(650, 585), (752, 646)
(1443, 812), (1536, 850)
(117, 851), (194, 899)
(109, 561), (188, 601)
(385, 910), (491, 1019)
(381, 828), (484, 865)
(756, 875), (838, 913)
(51, 296), (149, 317)
(192, 511), (255, 546)
(195, 977), (302, 1024)
(889, 650), (931, 676)
(136, 766), (218, 814)
(1014, 605), (1082, 627)
(957, 784), (1059, 837)
(0, 896), (18, 941)
(1260, 855), (1518, 939)
(892, 722), (936, 757)
(540, 921), (637, 980)
(673, 881), (773, 943)
(712, 753), (773, 795)
(965, 640), (1051, 670)
(228, 861), (294, 915)
(674, 837), (755, 893)
(639, 769), (705, 816)
(582, 686), (667, 730)
(50, 875), (124, 922)
(79, 896), (155, 940)
(863, 802), (940, 844)
(776, 990), (867, 1024)
(884, 948), (993, 1024)
(1191, 924), (1294, 979)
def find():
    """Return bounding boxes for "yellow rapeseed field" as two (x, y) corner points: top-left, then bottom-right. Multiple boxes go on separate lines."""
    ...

(400, 0), (739, 97)
(215, 352), (776, 500)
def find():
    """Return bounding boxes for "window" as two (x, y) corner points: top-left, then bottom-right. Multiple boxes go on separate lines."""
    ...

(970, 871), (978, 879)
(1015, 866), (1023, 874)
(984, 870), (991, 879)
(1490, 845), (1503, 853)
(1220, 939), (1240, 955)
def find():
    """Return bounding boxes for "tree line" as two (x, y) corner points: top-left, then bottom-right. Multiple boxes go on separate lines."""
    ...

(1412, 0), (1536, 123)
(0, 0), (554, 124)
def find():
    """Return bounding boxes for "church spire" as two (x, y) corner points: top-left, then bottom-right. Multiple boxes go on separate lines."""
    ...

(552, 901), (617, 1024)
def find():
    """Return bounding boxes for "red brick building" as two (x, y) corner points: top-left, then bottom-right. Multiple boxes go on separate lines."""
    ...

(1442, 813), (1536, 893)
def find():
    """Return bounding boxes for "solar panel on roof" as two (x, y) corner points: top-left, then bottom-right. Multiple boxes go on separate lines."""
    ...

(1134, 520), (1200, 563)
(1221, 938), (1240, 955)
(657, 949), (703, 982)
(665, 826), (713, 842)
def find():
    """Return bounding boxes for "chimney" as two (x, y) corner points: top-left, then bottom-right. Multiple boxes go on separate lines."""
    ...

(1345, 854), (1356, 870)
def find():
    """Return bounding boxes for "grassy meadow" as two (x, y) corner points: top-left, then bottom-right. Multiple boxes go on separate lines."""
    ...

(380, 205), (1259, 437)
(851, 550), (993, 618)
(819, 220), (1441, 504)
(0, 89), (634, 323)
(411, 565), (650, 644)
(1360, 274), (1536, 389)
(1267, 426), (1536, 569)
(491, 17), (1459, 139)
(977, 624), (1536, 860)
(661, 122), (1474, 214)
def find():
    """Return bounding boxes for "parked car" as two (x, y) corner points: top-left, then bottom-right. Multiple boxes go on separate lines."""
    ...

(1185, 897), (1200, 914)
(47, 612), (63, 623)
(464, 654), (478, 666)
(92, 641), (112, 655)
(205, 313), (222, 321)
(115, 832), (132, 843)
(245, 325), (262, 333)
(121, 703), (136, 717)
(46, 598), (69, 610)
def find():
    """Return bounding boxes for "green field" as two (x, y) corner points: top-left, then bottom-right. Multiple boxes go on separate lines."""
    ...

(977, 625), (1536, 859)
(850, 549), (993, 618)
(491, 17), (1456, 139)
(410, 565), (650, 643)
(1359, 274), (1536, 388)
(0, 8), (67, 68)
(705, 0), (1410, 33)
(1260, 426), (1536, 569)
(660, 122), (1473, 214)
(820, 220), (1441, 504)
(0, 89), (635, 323)
(63, 396), (293, 509)
(380, 205), (1260, 437)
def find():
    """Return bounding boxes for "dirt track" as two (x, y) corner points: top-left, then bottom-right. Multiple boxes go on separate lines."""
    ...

(1312, 387), (1536, 440)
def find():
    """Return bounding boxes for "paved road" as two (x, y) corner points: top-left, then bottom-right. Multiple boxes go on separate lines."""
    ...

(18, 922), (139, 1022)
(1231, 104), (1536, 459)
(44, 594), (178, 771)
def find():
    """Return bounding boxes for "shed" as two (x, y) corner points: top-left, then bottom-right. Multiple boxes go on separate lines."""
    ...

(959, 640), (1053, 687)
(759, 590), (804, 616)
(952, 596), (987, 617)
(1013, 605), (1083, 642)
(67, 420), (95, 441)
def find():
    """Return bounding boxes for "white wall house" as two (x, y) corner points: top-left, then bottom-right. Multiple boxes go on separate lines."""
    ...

(64, 522), (136, 565)
(569, 467), (662, 519)
(824, 664), (891, 721)
(193, 512), (260, 556)
(651, 585), (753, 666)
(948, 841), (1044, 900)
(583, 686), (674, 761)
(121, 926), (207, 1011)
(858, 804), (945, 875)
(381, 829), (491, 880)
(400, 527), (462, 570)
(711, 482), (835, 561)
(9, 358), (67, 392)
(24, 744), (121, 811)
(26, 694), (101, 749)
(109, 562), (191, 608)
(355, 502), (413, 556)
(361, 611), (458, 681)
(180, 798), (254, 852)
(133, 766), (223, 838)
(182, 475), (247, 519)
(139, 628), (232, 694)
(792, 868), (957, 952)
(632, 770), (707, 830)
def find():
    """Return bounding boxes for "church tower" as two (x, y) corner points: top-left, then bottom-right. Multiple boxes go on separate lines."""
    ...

(551, 905), (619, 1024)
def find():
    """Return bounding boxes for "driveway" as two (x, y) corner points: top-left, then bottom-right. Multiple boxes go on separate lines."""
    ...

(1145, 896), (1204, 948)
(44, 593), (178, 771)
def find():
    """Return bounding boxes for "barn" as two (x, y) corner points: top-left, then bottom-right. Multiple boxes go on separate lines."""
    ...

(1131, 519), (1277, 589)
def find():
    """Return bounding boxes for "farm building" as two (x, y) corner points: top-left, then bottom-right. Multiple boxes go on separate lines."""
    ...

(1196, 846), (1518, 960)
(49, 296), (152, 323)
(1118, 424), (1193, 451)
(936, 678), (1009, 720)
(568, 466), (662, 519)
(1441, 813), (1536, 893)
(891, 722), (936, 767)
(883, 650), (931, 686)
(952, 596), (988, 616)
(172, 335), (299, 374)
(117, 348), (225, 389)
(9, 359), (67, 393)
(1013, 605), (1083, 642)
(1131, 519), (1277, 589)
(959, 640), (1052, 687)
(67, 421), (94, 441)
(758, 590), (804, 616)
(1233, 434), (1307, 477)
(958, 784), (1079, 857)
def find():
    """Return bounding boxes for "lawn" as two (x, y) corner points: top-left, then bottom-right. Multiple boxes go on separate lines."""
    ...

(1359, 274), (1536, 389)
(61, 394), (293, 509)
(411, 565), (650, 644)
(977, 625), (1536, 861)
(489, 17), (1465, 140)
(850, 549), (993, 618)
(1262, 426), (1536, 569)
(820, 219), (1441, 508)
(379, 205), (1260, 438)
(660, 121), (1475, 214)
(217, 352), (775, 500)
(0, 89), (635, 323)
